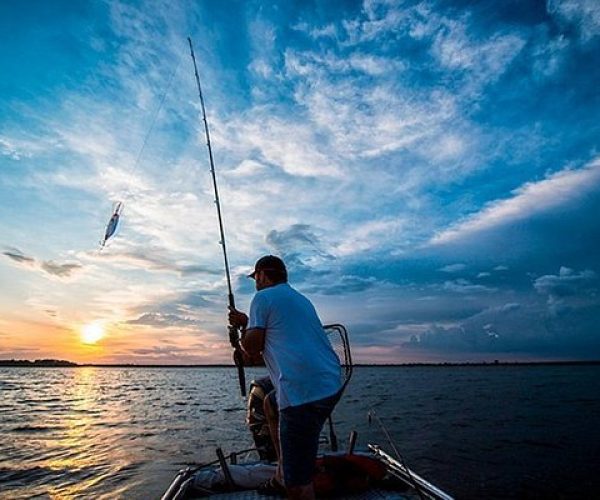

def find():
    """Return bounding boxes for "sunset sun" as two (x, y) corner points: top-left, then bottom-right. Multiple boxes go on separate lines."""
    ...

(81, 323), (105, 345)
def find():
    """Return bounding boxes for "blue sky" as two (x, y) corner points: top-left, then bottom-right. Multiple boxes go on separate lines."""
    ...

(1, 0), (599, 364)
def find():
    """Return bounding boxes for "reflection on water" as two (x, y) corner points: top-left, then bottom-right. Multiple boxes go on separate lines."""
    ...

(1, 365), (600, 499)
(1, 367), (255, 499)
(1, 367), (145, 498)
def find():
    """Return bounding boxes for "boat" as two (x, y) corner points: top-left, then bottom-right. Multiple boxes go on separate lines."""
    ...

(161, 325), (454, 499)
(161, 445), (453, 499)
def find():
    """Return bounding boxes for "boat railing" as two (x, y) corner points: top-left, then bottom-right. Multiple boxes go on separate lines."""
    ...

(369, 444), (455, 500)
(323, 323), (353, 390)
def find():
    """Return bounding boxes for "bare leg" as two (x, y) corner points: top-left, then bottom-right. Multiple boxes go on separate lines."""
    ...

(263, 395), (283, 483)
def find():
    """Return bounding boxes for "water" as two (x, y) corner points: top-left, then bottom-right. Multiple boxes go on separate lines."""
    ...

(1, 365), (599, 499)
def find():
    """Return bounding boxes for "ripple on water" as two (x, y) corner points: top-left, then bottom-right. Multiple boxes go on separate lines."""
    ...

(0, 465), (59, 484)
(11, 424), (64, 433)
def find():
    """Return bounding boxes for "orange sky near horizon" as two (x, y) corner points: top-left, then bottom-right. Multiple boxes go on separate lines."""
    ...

(0, 311), (237, 365)
(1, 311), (550, 365)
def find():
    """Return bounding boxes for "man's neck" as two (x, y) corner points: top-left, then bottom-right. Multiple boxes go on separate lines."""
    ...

(259, 281), (286, 291)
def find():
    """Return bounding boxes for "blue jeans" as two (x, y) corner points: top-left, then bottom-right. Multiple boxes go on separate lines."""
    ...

(279, 390), (341, 487)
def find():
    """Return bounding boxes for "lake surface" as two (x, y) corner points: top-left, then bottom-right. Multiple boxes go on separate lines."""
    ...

(1, 365), (599, 499)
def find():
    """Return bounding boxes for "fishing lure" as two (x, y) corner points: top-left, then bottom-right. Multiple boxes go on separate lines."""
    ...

(100, 201), (124, 248)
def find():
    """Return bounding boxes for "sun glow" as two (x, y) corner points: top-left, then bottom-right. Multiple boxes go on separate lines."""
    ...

(81, 323), (105, 345)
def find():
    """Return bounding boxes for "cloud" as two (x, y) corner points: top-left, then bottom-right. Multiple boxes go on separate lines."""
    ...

(127, 346), (187, 356)
(246, 16), (279, 83)
(293, 21), (338, 40)
(0, 137), (28, 160)
(439, 263), (466, 273)
(408, 301), (538, 353)
(266, 224), (333, 261)
(40, 261), (82, 278)
(284, 49), (459, 161)
(268, 0), (531, 193)
(534, 266), (598, 315)
(531, 32), (570, 78)
(430, 158), (600, 245)
(225, 159), (268, 177)
(3, 248), (82, 278)
(430, 19), (526, 88)
(548, 0), (600, 42)
(341, 1), (525, 92)
(341, 0), (410, 44)
(123, 343), (216, 360)
(120, 287), (222, 335)
(335, 219), (407, 257)
(407, 267), (600, 358)
(0, 346), (41, 356)
(303, 274), (377, 296)
(3, 248), (36, 266)
(0, 134), (59, 160)
(214, 114), (343, 178)
(89, 248), (221, 276)
(127, 312), (197, 328)
(534, 266), (597, 297)
(174, 290), (216, 308)
(442, 279), (496, 294)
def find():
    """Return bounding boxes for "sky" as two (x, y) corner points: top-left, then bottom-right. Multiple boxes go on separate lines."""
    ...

(1, 0), (599, 364)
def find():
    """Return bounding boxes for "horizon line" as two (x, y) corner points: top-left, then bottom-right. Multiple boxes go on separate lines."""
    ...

(1, 359), (599, 368)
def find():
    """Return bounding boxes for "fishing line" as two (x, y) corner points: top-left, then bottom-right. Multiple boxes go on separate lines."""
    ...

(126, 56), (183, 193)
(368, 409), (426, 500)
(99, 53), (182, 249)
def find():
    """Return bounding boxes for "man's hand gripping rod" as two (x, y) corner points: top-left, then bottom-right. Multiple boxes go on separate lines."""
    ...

(188, 37), (246, 397)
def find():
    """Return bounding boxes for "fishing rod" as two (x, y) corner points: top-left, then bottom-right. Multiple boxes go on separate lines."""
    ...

(188, 37), (246, 397)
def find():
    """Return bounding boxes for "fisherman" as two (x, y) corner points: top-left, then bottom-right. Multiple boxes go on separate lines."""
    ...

(229, 255), (342, 500)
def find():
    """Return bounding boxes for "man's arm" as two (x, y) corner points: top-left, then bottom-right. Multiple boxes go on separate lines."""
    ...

(229, 306), (265, 366)
(241, 327), (265, 357)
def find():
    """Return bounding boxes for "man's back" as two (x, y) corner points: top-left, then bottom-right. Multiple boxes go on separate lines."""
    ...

(248, 283), (342, 409)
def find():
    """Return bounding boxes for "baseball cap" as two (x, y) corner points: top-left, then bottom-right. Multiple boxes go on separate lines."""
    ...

(248, 255), (287, 279)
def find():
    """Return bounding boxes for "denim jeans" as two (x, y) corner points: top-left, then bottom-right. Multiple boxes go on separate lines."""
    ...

(279, 390), (341, 487)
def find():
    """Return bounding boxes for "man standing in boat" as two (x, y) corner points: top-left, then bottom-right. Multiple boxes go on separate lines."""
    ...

(229, 255), (343, 500)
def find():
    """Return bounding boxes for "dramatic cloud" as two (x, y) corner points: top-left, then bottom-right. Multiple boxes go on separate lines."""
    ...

(407, 266), (600, 358)
(430, 159), (600, 245)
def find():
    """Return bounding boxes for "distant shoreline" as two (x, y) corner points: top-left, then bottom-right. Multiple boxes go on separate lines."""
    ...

(1, 359), (599, 368)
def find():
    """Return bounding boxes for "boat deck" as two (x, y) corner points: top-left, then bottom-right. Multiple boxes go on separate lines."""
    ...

(193, 489), (416, 499)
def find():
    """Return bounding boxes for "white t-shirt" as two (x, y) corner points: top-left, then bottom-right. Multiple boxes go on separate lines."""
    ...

(248, 283), (342, 409)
